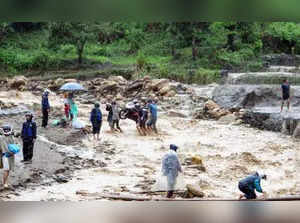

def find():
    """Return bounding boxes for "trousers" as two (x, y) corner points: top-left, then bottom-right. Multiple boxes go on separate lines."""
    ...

(23, 139), (35, 161)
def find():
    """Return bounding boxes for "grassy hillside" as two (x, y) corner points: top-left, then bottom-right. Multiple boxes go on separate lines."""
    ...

(2, 22), (298, 84)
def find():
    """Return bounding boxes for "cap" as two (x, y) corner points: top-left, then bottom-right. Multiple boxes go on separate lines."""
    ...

(170, 144), (178, 152)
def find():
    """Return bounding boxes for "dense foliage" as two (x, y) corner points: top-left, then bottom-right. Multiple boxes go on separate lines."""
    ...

(0, 22), (300, 83)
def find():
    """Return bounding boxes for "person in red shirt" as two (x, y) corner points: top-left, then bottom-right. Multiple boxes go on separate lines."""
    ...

(64, 103), (70, 119)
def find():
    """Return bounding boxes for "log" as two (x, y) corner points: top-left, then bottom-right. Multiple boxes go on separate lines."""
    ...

(76, 190), (151, 201)
(133, 190), (185, 195)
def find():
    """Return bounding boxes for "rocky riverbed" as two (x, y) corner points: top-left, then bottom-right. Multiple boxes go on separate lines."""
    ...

(0, 72), (298, 200)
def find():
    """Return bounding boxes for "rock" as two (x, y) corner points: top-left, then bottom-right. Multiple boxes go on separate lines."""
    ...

(9, 76), (28, 90)
(54, 175), (69, 183)
(126, 80), (144, 92)
(204, 100), (219, 111)
(242, 109), (283, 132)
(218, 114), (237, 124)
(193, 108), (206, 120)
(48, 78), (65, 91)
(204, 100), (230, 120)
(184, 155), (206, 172)
(108, 76), (128, 85)
(115, 93), (124, 101)
(190, 155), (203, 165)
(165, 90), (177, 97)
(232, 119), (243, 126)
(186, 184), (205, 198)
(151, 79), (170, 91)
(99, 80), (119, 92)
(159, 85), (171, 96)
(168, 110), (187, 118)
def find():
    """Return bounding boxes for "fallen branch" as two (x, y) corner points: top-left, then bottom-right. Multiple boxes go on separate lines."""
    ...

(133, 190), (185, 195)
(76, 190), (151, 201)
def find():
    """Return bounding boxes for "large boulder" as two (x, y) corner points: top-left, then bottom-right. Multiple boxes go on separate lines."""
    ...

(241, 109), (283, 131)
(151, 79), (170, 91)
(48, 78), (65, 91)
(204, 100), (230, 120)
(9, 76), (28, 90)
(159, 85), (171, 96)
(186, 184), (205, 198)
(213, 85), (300, 110)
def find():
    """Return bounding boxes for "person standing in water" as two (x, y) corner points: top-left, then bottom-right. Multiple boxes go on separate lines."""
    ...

(111, 101), (123, 133)
(281, 79), (290, 112)
(147, 99), (158, 134)
(90, 103), (102, 141)
(162, 144), (182, 198)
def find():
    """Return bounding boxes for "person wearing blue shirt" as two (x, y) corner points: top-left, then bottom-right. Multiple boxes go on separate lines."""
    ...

(21, 112), (37, 164)
(147, 99), (158, 134)
(41, 89), (50, 128)
(238, 172), (267, 200)
(90, 103), (102, 141)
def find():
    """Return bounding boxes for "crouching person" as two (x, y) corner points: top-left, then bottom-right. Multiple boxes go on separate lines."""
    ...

(162, 144), (182, 198)
(0, 125), (18, 189)
(238, 172), (267, 200)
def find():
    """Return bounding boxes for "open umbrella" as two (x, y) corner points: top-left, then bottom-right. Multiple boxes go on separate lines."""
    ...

(59, 82), (86, 92)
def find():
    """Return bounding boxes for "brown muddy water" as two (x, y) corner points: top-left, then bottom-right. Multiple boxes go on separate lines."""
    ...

(0, 90), (299, 201)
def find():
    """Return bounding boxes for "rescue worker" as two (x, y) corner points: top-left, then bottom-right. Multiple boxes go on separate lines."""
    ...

(162, 144), (182, 198)
(41, 89), (50, 128)
(90, 103), (102, 141)
(0, 125), (18, 188)
(238, 172), (267, 200)
(21, 112), (37, 164)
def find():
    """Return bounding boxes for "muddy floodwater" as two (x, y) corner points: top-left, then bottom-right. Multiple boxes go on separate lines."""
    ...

(0, 90), (299, 201)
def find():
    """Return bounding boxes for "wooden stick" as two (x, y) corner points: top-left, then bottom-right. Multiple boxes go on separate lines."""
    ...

(76, 191), (151, 201)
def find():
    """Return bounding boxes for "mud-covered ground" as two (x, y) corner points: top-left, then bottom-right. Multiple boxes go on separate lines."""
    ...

(0, 90), (299, 201)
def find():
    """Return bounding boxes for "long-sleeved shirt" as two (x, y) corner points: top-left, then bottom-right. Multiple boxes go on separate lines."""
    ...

(148, 103), (158, 119)
(112, 104), (120, 121)
(21, 120), (37, 140)
(42, 95), (50, 110)
(239, 173), (263, 193)
(90, 108), (102, 125)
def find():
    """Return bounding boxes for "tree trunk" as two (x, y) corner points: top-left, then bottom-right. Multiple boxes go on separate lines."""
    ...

(192, 38), (197, 61)
(77, 39), (86, 65)
(171, 45), (176, 57)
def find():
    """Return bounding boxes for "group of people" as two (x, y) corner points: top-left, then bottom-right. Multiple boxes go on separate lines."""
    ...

(0, 112), (37, 188)
(89, 98), (158, 140)
(1, 86), (269, 199)
(42, 90), (78, 129)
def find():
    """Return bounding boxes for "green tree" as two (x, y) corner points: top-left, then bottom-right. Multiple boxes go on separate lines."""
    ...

(0, 22), (11, 45)
(48, 22), (97, 64)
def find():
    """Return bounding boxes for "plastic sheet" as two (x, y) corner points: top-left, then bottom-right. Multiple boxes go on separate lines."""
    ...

(152, 172), (186, 191)
(72, 120), (86, 129)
